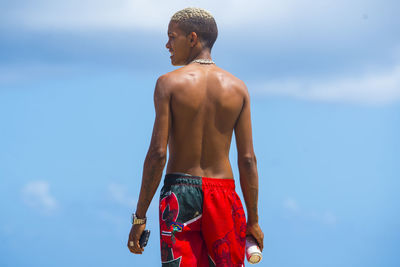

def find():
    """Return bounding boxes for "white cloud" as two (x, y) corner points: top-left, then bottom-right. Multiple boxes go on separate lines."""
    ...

(253, 64), (400, 105)
(283, 197), (300, 213)
(283, 197), (338, 226)
(97, 210), (125, 227)
(21, 181), (58, 214)
(0, 63), (81, 85)
(108, 183), (136, 208)
(6, 0), (381, 33)
(322, 211), (338, 225)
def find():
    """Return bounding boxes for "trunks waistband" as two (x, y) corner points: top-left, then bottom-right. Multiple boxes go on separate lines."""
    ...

(164, 172), (235, 189)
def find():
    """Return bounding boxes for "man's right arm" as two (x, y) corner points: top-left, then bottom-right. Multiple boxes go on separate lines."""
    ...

(234, 84), (264, 250)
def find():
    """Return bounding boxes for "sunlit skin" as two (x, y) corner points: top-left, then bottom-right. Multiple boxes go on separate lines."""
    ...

(128, 20), (264, 255)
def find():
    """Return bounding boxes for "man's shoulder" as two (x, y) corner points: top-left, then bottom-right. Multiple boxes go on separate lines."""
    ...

(156, 66), (201, 94)
(156, 68), (184, 90)
(214, 67), (248, 94)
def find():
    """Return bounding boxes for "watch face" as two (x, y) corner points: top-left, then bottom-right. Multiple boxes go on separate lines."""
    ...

(132, 214), (146, 224)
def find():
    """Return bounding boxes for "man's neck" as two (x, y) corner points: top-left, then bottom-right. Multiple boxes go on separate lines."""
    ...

(186, 49), (212, 65)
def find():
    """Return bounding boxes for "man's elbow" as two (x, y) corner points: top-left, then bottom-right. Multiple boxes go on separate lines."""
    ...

(148, 148), (167, 163)
(238, 154), (257, 170)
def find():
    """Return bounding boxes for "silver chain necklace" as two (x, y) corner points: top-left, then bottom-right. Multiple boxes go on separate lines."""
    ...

(191, 59), (215, 65)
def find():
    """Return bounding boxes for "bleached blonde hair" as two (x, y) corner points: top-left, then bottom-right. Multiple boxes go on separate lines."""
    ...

(171, 7), (214, 22)
(170, 7), (218, 49)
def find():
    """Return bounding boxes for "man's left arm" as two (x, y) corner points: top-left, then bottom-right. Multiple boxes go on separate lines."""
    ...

(128, 75), (171, 254)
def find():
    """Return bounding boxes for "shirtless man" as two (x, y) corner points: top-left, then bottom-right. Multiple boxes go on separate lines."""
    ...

(127, 8), (263, 266)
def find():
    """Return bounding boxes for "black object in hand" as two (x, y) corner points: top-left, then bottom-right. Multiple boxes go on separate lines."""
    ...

(139, 230), (150, 248)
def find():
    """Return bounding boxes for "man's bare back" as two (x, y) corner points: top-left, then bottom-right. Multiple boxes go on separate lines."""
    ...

(164, 64), (246, 179)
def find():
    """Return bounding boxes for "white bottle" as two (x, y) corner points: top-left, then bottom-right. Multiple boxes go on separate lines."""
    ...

(246, 236), (262, 264)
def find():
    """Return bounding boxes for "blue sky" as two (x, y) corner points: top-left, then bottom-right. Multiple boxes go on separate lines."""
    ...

(1, 1), (399, 266)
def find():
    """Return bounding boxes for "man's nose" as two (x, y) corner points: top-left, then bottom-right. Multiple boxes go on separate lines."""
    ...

(165, 41), (170, 49)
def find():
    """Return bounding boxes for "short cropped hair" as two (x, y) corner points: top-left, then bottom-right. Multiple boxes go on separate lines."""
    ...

(170, 7), (218, 50)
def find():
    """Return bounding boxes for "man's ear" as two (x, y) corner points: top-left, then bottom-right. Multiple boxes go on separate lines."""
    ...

(188, 32), (199, 47)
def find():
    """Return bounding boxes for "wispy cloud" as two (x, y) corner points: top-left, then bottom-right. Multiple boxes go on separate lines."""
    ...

(0, 63), (80, 85)
(107, 183), (136, 208)
(283, 197), (300, 213)
(21, 180), (58, 214)
(322, 211), (338, 225)
(283, 197), (338, 226)
(3, 0), (388, 33)
(253, 64), (400, 105)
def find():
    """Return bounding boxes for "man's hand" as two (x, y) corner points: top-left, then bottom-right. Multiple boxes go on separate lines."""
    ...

(127, 223), (146, 254)
(246, 222), (264, 251)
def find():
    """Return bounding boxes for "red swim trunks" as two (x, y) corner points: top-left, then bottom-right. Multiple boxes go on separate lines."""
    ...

(159, 173), (246, 267)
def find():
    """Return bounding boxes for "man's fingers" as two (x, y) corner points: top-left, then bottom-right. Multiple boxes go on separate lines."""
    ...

(128, 240), (137, 253)
(253, 235), (262, 251)
(135, 240), (144, 253)
(257, 233), (264, 251)
(127, 239), (144, 254)
(258, 237), (264, 251)
(255, 230), (263, 251)
(133, 240), (144, 253)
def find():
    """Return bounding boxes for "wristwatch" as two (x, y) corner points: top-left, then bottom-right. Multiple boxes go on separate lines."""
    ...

(132, 213), (147, 225)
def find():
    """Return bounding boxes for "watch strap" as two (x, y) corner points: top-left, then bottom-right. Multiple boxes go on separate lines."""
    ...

(132, 213), (147, 225)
